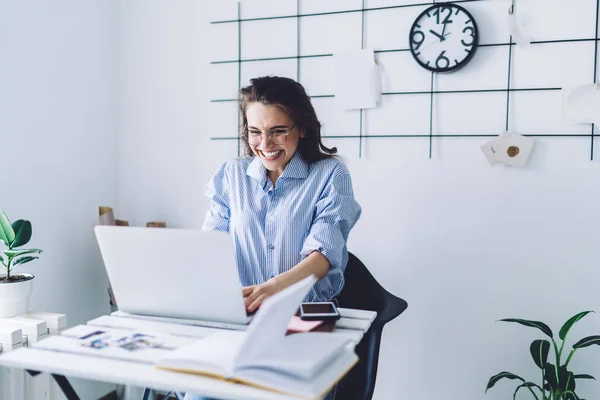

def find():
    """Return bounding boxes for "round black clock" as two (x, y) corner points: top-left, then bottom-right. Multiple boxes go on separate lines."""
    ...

(408, 3), (479, 73)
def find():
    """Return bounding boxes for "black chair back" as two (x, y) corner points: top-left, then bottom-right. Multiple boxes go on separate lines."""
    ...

(334, 252), (408, 400)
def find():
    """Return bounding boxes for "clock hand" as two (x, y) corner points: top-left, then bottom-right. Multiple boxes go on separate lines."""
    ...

(420, 32), (452, 50)
(440, 23), (448, 41)
(429, 29), (445, 41)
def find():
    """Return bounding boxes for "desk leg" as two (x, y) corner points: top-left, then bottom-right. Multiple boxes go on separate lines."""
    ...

(52, 375), (80, 400)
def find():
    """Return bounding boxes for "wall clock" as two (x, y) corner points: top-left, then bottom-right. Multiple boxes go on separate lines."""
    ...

(408, 3), (479, 73)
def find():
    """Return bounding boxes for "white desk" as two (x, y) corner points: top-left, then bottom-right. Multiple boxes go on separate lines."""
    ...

(0, 311), (67, 400)
(0, 308), (376, 400)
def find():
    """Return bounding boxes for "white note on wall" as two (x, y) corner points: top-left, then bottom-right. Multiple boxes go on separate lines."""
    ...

(481, 132), (535, 168)
(506, 11), (531, 48)
(562, 83), (600, 128)
(334, 49), (381, 110)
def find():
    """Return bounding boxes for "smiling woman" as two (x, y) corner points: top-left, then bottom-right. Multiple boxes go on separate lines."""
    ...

(195, 76), (363, 400)
(202, 75), (362, 310)
(194, 76), (363, 400)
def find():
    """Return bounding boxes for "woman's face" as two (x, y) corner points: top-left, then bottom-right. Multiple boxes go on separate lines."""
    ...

(246, 103), (302, 178)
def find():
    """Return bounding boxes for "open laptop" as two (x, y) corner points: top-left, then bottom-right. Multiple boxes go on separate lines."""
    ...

(94, 225), (251, 330)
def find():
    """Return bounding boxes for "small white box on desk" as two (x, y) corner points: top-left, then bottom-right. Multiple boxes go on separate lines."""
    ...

(24, 312), (67, 335)
(0, 317), (48, 344)
(0, 326), (23, 352)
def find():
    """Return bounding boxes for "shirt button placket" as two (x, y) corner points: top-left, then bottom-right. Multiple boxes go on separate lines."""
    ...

(265, 188), (277, 279)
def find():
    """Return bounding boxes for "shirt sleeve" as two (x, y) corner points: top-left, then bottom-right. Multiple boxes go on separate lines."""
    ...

(300, 163), (362, 301)
(201, 161), (231, 233)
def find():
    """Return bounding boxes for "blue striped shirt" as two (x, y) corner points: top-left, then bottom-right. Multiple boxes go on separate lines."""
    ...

(202, 151), (362, 302)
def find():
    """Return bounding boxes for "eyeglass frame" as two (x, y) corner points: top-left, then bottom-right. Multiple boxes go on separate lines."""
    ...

(244, 122), (298, 146)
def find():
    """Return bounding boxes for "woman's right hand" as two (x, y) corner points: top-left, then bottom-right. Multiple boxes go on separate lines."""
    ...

(242, 278), (284, 313)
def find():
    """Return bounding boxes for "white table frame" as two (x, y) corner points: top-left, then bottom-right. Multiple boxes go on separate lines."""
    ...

(0, 308), (375, 400)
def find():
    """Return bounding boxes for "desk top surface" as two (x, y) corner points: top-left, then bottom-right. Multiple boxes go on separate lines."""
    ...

(0, 307), (375, 400)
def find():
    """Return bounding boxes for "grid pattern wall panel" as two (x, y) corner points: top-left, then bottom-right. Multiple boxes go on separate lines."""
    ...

(207, 0), (600, 159)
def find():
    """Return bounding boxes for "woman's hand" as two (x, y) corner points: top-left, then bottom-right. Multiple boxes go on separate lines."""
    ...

(242, 278), (284, 313)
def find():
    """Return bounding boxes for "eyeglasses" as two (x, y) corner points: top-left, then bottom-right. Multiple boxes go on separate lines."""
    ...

(245, 123), (297, 146)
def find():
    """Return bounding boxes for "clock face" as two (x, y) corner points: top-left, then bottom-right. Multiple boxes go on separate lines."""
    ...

(409, 3), (479, 73)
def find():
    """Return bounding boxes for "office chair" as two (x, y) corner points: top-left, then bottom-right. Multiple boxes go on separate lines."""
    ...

(334, 252), (408, 400)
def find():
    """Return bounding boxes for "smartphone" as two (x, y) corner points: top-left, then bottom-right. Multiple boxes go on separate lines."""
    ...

(299, 302), (341, 321)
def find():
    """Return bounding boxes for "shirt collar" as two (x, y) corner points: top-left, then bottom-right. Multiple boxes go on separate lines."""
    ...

(280, 151), (309, 179)
(247, 156), (267, 185)
(246, 151), (309, 183)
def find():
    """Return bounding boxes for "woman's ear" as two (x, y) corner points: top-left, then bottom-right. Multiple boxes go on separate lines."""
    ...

(300, 129), (306, 139)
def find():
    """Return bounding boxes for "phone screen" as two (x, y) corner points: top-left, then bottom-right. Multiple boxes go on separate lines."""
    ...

(301, 303), (336, 314)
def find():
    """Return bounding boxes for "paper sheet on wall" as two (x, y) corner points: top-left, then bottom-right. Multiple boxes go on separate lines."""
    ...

(562, 83), (600, 128)
(334, 49), (381, 110)
(506, 11), (531, 48)
(481, 132), (535, 168)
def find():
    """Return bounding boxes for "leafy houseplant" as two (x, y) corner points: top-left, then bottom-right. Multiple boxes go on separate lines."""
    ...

(0, 208), (42, 317)
(486, 311), (600, 400)
(0, 209), (42, 281)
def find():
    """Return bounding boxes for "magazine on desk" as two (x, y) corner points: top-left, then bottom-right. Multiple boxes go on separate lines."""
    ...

(156, 276), (358, 400)
(32, 324), (196, 364)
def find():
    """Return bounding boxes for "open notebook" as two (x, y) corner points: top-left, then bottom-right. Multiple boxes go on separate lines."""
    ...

(156, 275), (358, 399)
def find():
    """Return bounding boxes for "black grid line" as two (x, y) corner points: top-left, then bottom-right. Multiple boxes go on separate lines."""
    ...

(212, 133), (600, 141)
(210, 0), (486, 24)
(428, 0), (436, 159)
(211, 38), (600, 65)
(592, 0), (599, 160)
(297, 0), (301, 80)
(210, 0), (600, 158)
(212, 87), (562, 103)
(429, 72), (435, 159)
(505, 34), (513, 132)
(237, 1), (242, 157)
(359, 0), (366, 159)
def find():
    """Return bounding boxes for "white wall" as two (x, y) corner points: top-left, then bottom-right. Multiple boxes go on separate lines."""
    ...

(117, 0), (206, 227)
(0, 1), (118, 396)
(117, 1), (600, 399)
(0, 0), (116, 327)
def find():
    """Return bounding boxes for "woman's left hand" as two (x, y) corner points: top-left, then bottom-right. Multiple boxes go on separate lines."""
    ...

(242, 278), (283, 312)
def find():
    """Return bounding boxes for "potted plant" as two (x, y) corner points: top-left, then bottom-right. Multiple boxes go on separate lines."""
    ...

(486, 311), (600, 400)
(0, 209), (42, 317)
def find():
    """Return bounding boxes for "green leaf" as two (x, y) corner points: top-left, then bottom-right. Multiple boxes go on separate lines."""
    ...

(498, 318), (553, 338)
(565, 370), (576, 391)
(485, 371), (525, 393)
(10, 220), (31, 248)
(12, 256), (38, 266)
(3, 249), (42, 258)
(530, 339), (550, 369)
(573, 335), (600, 349)
(560, 311), (594, 340)
(512, 382), (542, 400)
(544, 363), (575, 391)
(574, 374), (595, 380)
(0, 254), (3, 263)
(0, 210), (15, 246)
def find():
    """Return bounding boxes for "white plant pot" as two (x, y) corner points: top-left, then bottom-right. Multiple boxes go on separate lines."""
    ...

(0, 273), (34, 317)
